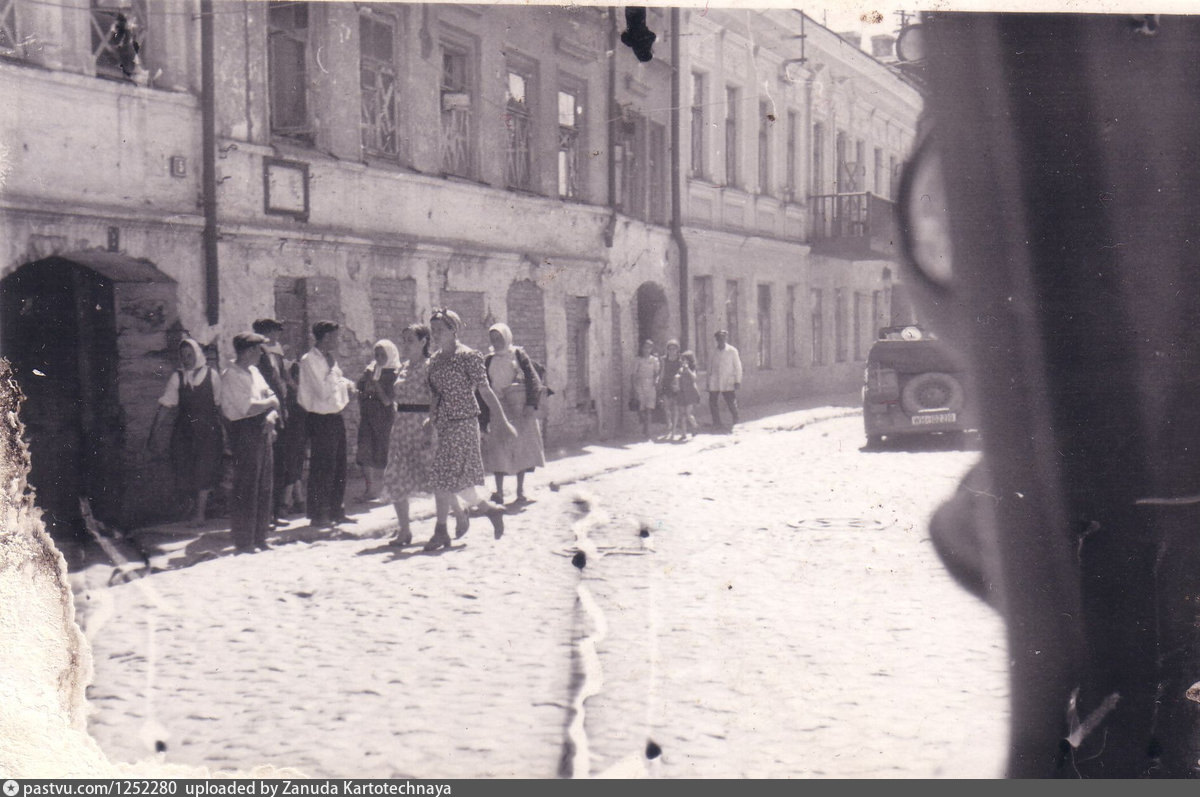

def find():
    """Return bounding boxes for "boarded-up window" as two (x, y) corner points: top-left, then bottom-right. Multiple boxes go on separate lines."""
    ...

(725, 280), (740, 348)
(811, 288), (824, 365)
(369, 276), (417, 345)
(786, 284), (797, 368)
(757, 283), (772, 369)
(693, 275), (712, 367)
(506, 280), (546, 365)
(566, 296), (591, 406)
(439, 289), (488, 353)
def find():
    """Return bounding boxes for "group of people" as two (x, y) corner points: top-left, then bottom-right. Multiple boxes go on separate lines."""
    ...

(630, 329), (744, 441)
(150, 311), (549, 554)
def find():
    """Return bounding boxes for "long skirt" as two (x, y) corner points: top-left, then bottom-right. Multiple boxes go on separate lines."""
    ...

(427, 416), (485, 494)
(382, 412), (432, 500)
(356, 398), (396, 469)
(481, 384), (546, 475)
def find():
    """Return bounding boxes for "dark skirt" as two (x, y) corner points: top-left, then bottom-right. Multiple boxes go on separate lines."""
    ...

(356, 396), (396, 469)
(169, 413), (223, 492)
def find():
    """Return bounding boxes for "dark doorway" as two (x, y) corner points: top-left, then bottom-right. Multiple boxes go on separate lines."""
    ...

(635, 281), (670, 355)
(0, 259), (123, 544)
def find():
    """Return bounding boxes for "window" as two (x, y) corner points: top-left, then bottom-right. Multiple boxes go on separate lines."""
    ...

(268, 1), (310, 138)
(786, 111), (798, 199)
(889, 155), (899, 199)
(757, 284), (772, 369)
(758, 101), (772, 196)
(618, 111), (645, 217)
(854, 291), (866, 360)
(834, 288), (847, 362)
(504, 66), (533, 190)
(873, 147), (884, 195)
(725, 86), (739, 187)
(558, 88), (581, 198)
(1, 0), (25, 60)
(690, 72), (706, 178)
(441, 43), (474, 177)
(92, 0), (147, 81)
(649, 122), (667, 224)
(855, 139), (866, 192)
(811, 123), (824, 196)
(693, 276), (713, 367)
(725, 280), (740, 347)
(360, 11), (397, 157)
(786, 285), (797, 368)
(872, 290), (883, 341)
(835, 131), (849, 192)
(810, 288), (824, 365)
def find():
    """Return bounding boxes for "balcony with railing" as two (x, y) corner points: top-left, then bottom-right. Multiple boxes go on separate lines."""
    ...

(809, 192), (898, 259)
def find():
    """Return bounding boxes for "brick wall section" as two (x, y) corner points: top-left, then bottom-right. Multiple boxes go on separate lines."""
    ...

(505, 279), (546, 365)
(439, 290), (489, 353)
(370, 275), (417, 344)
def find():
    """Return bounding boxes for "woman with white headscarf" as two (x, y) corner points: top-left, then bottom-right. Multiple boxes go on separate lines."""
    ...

(480, 322), (546, 505)
(149, 337), (224, 524)
(354, 339), (401, 501)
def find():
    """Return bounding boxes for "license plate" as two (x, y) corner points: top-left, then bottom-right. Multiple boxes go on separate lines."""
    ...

(912, 412), (957, 426)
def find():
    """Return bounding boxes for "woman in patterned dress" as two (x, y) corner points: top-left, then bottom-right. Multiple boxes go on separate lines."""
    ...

(381, 324), (470, 547)
(422, 309), (515, 551)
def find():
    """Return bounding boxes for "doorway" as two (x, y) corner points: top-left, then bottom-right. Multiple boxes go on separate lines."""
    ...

(0, 259), (123, 543)
(635, 281), (670, 355)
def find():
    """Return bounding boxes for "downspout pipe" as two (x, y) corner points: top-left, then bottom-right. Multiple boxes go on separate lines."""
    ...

(201, 0), (219, 325)
(670, 6), (689, 348)
(604, 7), (618, 248)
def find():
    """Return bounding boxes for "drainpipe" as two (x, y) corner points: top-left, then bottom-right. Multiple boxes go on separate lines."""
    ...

(201, 0), (219, 325)
(670, 6), (689, 349)
(604, 7), (618, 248)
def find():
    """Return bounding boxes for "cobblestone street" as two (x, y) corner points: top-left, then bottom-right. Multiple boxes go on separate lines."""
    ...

(76, 404), (1008, 778)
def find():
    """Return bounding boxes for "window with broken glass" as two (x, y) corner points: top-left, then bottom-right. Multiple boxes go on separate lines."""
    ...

(725, 86), (739, 187)
(91, 0), (147, 81)
(360, 11), (398, 158)
(504, 68), (533, 191)
(558, 89), (581, 199)
(649, 122), (667, 224)
(440, 45), (473, 178)
(268, 1), (310, 139)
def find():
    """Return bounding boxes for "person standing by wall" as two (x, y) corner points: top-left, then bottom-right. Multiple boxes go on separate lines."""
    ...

(629, 339), (661, 440)
(219, 332), (280, 554)
(298, 320), (356, 530)
(355, 339), (401, 502)
(149, 338), (223, 525)
(676, 350), (702, 440)
(481, 322), (546, 506)
(252, 318), (291, 525)
(707, 329), (743, 432)
(658, 339), (684, 441)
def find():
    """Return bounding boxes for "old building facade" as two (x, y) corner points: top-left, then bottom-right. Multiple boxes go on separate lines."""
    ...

(0, 3), (920, 534)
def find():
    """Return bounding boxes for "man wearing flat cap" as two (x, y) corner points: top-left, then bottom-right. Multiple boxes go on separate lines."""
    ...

(220, 332), (281, 554)
(298, 320), (356, 529)
(253, 317), (292, 524)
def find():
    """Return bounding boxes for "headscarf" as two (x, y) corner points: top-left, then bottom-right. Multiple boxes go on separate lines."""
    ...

(487, 323), (518, 387)
(430, 308), (463, 333)
(179, 338), (209, 386)
(367, 339), (402, 380)
(489, 323), (514, 354)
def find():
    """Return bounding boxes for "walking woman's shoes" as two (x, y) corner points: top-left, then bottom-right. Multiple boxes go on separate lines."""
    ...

(390, 529), (413, 548)
(486, 504), (505, 539)
(423, 523), (452, 552)
(455, 515), (470, 539)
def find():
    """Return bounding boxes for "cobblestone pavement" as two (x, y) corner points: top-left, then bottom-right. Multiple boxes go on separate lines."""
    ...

(77, 403), (1008, 778)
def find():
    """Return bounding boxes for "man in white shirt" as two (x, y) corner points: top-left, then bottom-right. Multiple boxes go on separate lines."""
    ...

(706, 329), (743, 431)
(298, 320), (356, 529)
(220, 332), (280, 554)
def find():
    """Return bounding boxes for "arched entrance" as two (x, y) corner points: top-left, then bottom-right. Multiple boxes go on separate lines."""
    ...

(0, 253), (179, 546)
(634, 281), (670, 354)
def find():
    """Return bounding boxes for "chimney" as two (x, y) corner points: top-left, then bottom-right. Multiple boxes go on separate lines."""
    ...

(839, 31), (862, 49)
(871, 34), (896, 58)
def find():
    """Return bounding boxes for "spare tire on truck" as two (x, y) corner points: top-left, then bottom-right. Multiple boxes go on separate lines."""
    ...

(900, 371), (965, 414)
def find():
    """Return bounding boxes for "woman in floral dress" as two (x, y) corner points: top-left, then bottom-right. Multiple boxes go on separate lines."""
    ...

(423, 309), (515, 551)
